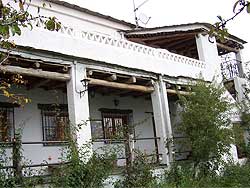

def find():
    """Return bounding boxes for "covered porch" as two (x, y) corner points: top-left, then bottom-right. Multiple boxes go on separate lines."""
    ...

(0, 55), (191, 175)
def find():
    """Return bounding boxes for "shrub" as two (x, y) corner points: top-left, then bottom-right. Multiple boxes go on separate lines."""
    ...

(114, 150), (158, 188)
(178, 81), (233, 176)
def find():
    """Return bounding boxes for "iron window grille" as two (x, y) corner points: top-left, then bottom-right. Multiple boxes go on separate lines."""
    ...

(0, 102), (15, 142)
(221, 55), (241, 80)
(38, 104), (69, 145)
(99, 108), (133, 142)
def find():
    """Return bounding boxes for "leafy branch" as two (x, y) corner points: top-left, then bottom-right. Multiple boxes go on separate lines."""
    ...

(0, 0), (61, 64)
(209, 0), (250, 41)
(0, 0), (61, 105)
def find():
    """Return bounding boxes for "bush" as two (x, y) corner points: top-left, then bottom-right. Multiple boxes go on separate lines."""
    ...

(114, 151), (158, 188)
(51, 142), (116, 188)
(178, 81), (233, 176)
(219, 163), (250, 187)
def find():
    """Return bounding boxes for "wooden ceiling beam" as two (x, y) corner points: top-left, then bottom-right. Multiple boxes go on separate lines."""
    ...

(106, 74), (117, 81)
(125, 76), (136, 84)
(135, 32), (198, 43)
(217, 43), (239, 53)
(165, 37), (194, 49)
(172, 42), (197, 52)
(88, 78), (154, 93)
(0, 65), (70, 81)
(146, 36), (188, 45)
(166, 89), (190, 96)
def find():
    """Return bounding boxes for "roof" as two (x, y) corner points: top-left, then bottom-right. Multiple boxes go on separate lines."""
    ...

(45, 0), (136, 28)
(124, 22), (247, 45)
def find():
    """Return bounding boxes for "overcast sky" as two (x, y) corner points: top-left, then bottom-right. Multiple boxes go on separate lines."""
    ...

(66, 0), (250, 61)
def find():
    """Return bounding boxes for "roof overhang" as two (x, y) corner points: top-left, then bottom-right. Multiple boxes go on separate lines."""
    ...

(123, 22), (247, 58)
(124, 22), (247, 45)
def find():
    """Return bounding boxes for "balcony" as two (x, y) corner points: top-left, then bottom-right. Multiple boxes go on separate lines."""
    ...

(12, 19), (208, 81)
(221, 58), (242, 81)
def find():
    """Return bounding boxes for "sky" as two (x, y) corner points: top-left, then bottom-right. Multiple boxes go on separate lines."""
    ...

(66, 0), (250, 61)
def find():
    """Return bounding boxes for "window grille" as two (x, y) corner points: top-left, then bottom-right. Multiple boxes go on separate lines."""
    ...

(38, 104), (69, 144)
(0, 102), (15, 142)
(99, 109), (133, 141)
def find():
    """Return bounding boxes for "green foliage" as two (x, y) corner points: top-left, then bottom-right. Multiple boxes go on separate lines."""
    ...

(0, 0), (61, 105)
(162, 162), (250, 188)
(0, 0), (61, 51)
(178, 81), (233, 175)
(233, 123), (250, 158)
(0, 131), (44, 188)
(210, 0), (250, 41)
(114, 150), (158, 188)
(0, 74), (31, 105)
(219, 163), (250, 187)
(51, 141), (116, 188)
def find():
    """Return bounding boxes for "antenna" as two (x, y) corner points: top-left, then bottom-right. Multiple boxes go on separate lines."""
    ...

(133, 0), (151, 27)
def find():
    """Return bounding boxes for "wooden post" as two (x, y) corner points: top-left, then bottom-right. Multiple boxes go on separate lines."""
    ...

(12, 133), (22, 182)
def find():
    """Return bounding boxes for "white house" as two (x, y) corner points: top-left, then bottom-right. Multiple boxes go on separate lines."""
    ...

(0, 0), (248, 176)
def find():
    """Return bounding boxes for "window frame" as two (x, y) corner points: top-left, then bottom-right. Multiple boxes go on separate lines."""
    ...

(0, 102), (16, 144)
(99, 108), (133, 143)
(38, 104), (69, 146)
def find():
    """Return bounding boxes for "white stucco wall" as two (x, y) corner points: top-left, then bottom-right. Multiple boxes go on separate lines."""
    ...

(0, 88), (159, 168)
(4, 0), (131, 37)
(89, 93), (156, 165)
(0, 87), (68, 166)
(5, 0), (211, 82)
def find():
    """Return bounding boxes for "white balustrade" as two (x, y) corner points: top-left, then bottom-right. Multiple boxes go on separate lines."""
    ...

(33, 19), (206, 69)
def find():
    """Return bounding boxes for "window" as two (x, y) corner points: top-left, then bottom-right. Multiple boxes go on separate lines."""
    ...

(0, 102), (15, 142)
(99, 108), (133, 140)
(38, 104), (69, 144)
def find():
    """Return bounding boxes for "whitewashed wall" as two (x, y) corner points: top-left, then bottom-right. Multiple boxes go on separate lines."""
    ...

(5, 0), (211, 81)
(0, 87), (67, 166)
(89, 93), (156, 165)
(0, 88), (159, 167)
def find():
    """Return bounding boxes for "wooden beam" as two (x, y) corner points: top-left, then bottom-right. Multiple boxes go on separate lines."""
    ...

(146, 80), (154, 86)
(33, 62), (40, 69)
(165, 37), (194, 49)
(125, 76), (136, 84)
(87, 70), (93, 76)
(166, 89), (190, 96)
(88, 78), (154, 93)
(141, 32), (198, 43)
(217, 43), (239, 53)
(0, 65), (70, 81)
(106, 74), (117, 81)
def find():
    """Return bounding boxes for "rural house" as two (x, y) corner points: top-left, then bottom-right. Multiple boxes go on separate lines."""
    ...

(0, 0), (248, 177)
